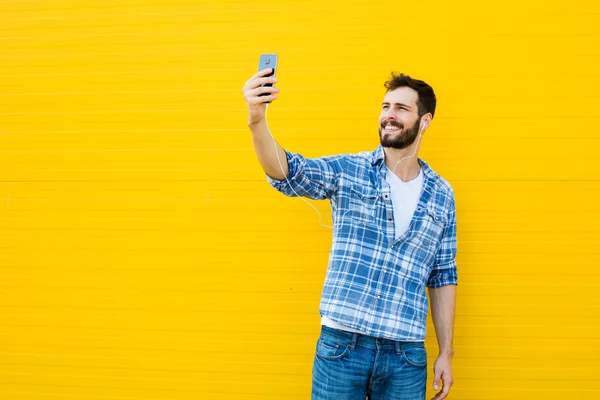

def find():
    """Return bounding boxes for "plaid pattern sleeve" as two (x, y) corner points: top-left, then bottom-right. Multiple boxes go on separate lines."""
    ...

(426, 194), (458, 288)
(265, 150), (345, 200)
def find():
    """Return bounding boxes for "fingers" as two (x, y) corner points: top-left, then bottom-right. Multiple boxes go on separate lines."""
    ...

(243, 70), (277, 91)
(251, 68), (274, 81)
(251, 86), (279, 97)
(242, 69), (279, 108)
(247, 93), (278, 105)
(244, 77), (278, 91)
(431, 375), (453, 400)
(431, 383), (451, 400)
(244, 83), (279, 104)
(440, 380), (452, 399)
(433, 370), (442, 391)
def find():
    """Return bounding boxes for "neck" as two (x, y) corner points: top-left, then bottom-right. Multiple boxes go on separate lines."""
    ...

(383, 145), (422, 182)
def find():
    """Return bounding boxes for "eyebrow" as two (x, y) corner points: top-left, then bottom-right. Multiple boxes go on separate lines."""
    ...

(382, 102), (412, 109)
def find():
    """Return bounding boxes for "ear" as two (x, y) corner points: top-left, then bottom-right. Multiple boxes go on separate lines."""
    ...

(420, 114), (433, 131)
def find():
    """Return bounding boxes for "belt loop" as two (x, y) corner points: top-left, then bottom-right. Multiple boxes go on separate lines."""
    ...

(350, 333), (358, 351)
(395, 341), (402, 355)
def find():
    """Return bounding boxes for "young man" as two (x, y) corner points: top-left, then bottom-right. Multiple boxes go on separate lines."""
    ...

(242, 70), (457, 400)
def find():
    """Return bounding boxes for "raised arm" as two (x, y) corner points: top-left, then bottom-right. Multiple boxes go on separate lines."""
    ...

(242, 67), (288, 180)
(242, 68), (343, 200)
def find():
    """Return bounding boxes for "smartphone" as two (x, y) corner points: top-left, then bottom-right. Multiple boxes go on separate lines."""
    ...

(257, 53), (278, 103)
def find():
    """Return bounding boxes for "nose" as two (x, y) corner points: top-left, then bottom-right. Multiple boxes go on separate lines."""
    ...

(383, 107), (397, 119)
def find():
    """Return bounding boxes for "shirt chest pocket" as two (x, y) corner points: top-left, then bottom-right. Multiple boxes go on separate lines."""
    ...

(415, 207), (447, 254)
(343, 184), (381, 226)
(397, 208), (447, 279)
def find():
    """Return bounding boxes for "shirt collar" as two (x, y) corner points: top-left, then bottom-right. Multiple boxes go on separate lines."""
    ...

(371, 145), (431, 177)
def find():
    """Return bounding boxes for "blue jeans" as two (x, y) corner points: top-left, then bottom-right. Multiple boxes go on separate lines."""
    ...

(312, 326), (427, 400)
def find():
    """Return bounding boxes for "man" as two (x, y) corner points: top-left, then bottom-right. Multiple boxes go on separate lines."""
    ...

(242, 69), (457, 400)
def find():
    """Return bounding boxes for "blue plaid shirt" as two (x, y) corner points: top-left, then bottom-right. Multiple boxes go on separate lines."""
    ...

(266, 145), (458, 341)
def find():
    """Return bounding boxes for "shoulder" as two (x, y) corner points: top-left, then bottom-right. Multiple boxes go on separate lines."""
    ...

(421, 160), (456, 212)
(421, 160), (453, 193)
(432, 173), (455, 197)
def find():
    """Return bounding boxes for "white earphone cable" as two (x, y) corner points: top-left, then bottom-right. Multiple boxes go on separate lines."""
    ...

(265, 103), (333, 229)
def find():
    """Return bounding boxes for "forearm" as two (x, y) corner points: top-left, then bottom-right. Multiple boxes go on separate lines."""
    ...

(248, 119), (289, 180)
(428, 284), (457, 357)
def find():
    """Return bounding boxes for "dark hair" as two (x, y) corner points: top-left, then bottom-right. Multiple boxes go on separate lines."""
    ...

(384, 72), (436, 118)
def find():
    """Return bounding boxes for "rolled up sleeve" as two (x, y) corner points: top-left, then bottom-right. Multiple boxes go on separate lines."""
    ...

(265, 150), (344, 200)
(427, 194), (458, 288)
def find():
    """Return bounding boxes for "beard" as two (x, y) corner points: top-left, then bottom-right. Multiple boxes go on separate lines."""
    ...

(379, 118), (421, 150)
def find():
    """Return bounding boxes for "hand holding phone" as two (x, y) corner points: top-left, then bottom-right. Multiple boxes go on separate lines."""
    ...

(242, 54), (279, 125)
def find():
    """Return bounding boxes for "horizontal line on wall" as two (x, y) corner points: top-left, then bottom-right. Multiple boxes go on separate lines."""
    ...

(1, 324), (599, 341)
(1, 264), (599, 272)
(3, 342), (598, 357)
(1, 65), (600, 78)
(2, 109), (600, 118)
(2, 228), (600, 235)
(0, 89), (199, 97)
(0, 109), (190, 115)
(2, 23), (598, 40)
(0, 148), (252, 153)
(0, 343), (319, 355)
(0, 362), (310, 378)
(0, 284), (598, 297)
(1, 7), (342, 22)
(0, 367), (597, 385)
(1, 29), (598, 43)
(2, 2), (594, 18)
(2, 345), (598, 360)
(4, 143), (600, 153)
(1, 307), (599, 319)
(2, 34), (599, 52)
(0, 377), (301, 395)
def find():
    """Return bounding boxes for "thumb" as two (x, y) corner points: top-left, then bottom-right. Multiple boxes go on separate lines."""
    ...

(433, 369), (442, 391)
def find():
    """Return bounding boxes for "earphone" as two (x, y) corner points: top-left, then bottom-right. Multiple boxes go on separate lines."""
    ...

(266, 101), (428, 229)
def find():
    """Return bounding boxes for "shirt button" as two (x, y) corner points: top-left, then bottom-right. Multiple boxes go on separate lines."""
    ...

(384, 194), (389, 198)
(388, 218), (392, 221)
(383, 269), (387, 273)
(377, 296), (381, 299)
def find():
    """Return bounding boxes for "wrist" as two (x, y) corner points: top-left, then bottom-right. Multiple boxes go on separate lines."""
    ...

(439, 348), (454, 358)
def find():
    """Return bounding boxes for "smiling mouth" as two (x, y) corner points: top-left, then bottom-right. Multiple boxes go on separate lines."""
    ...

(382, 123), (401, 133)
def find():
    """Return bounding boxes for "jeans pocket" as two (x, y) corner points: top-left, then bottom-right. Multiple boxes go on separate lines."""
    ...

(401, 344), (427, 368)
(315, 337), (350, 361)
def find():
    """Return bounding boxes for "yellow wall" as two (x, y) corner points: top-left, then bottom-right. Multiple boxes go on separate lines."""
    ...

(1, 0), (599, 399)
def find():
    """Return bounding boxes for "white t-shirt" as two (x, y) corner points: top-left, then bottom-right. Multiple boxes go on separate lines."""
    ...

(386, 165), (424, 239)
(321, 165), (424, 334)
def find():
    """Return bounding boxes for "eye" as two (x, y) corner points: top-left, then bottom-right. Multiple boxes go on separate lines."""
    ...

(382, 105), (389, 109)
